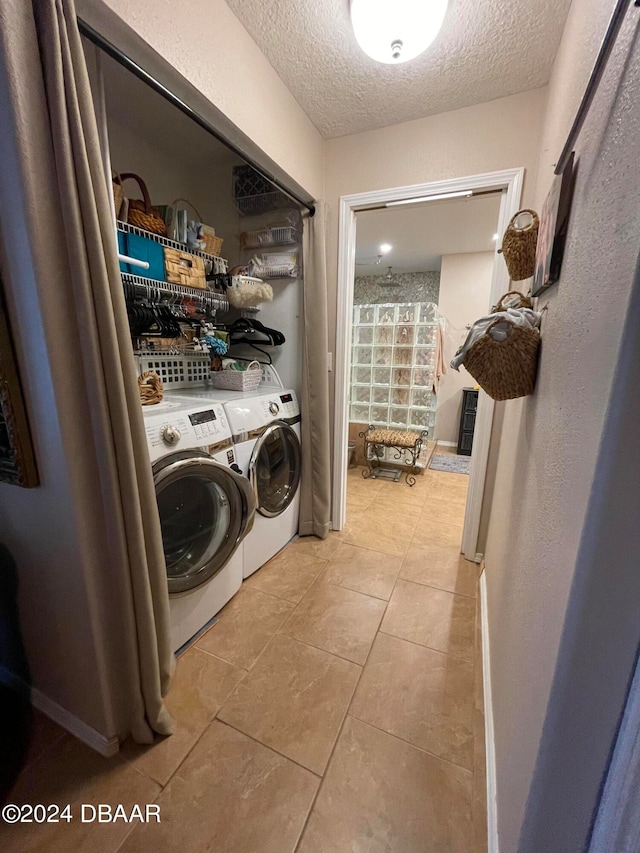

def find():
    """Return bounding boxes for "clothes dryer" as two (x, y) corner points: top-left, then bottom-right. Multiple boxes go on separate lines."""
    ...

(224, 390), (301, 578)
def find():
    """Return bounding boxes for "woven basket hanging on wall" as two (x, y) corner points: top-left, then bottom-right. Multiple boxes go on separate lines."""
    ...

(500, 209), (539, 281)
(493, 290), (534, 312)
(119, 173), (167, 237)
(463, 321), (541, 401)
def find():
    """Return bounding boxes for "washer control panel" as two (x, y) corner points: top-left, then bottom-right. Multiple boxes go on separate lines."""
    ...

(143, 402), (230, 462)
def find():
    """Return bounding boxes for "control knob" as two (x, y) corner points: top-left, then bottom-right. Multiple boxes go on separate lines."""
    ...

(230, 463), (243, 475)
(161, 424), (182, 446)
(269, 401), (280, 416)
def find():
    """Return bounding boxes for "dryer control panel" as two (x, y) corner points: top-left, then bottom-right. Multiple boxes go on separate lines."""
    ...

(261, 392), (299, 422)
(225, 390), (300, 438)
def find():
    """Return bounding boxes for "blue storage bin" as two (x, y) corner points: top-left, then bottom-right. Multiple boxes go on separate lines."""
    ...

(118, 231), (166, 281)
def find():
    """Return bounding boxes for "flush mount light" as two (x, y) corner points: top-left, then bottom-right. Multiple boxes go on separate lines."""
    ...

(351, 0), (448, 65)
(386, 190), (472, 207)
(379, 243), (392, 254)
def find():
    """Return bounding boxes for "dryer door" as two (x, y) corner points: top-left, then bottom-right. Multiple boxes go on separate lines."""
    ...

(153, 451), (255, 594)
(249, 421), (302, 518)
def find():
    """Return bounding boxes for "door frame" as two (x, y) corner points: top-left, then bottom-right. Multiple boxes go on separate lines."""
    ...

(332, 168), (524, 560)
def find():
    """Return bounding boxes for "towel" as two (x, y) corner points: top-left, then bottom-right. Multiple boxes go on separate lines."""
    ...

(432, 320), (447, 394)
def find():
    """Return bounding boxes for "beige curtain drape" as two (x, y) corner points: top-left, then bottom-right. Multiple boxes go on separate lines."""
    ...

(0, 0), (173, 742)
(299, 203), (332, 538)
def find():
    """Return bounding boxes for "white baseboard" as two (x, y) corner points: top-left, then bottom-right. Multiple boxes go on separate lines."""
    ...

(31, 687), (120, 758)
(435, 440), (457, 447)
(480, 571), (499, 853)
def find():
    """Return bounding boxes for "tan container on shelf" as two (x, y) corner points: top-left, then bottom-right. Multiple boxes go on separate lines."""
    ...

(163, 247), (206, 289)
(201, 225), (223, 257)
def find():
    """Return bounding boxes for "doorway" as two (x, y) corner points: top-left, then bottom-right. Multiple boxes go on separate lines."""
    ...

(332, 169), (524, 561)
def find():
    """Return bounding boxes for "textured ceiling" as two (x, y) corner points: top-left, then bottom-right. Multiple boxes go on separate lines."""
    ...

(355, 194), (502, 275)
(225, 0), (571, 138)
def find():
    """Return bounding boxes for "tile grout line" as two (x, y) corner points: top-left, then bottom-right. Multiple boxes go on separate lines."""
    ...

(214, 718), (324, 779)
(274, 626), (373, 667)
(378, 628), (475, 664)
(293, 585), (393, 852)
(344, 714), (475, 776)
(345, 711), (474, 775)
(375, 627), (476, 663)
(193, 645), (251, 673)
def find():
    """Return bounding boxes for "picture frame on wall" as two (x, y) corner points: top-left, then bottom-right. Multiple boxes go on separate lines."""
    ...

(0, 269), (38, 488)
(532, 151), (576, 297)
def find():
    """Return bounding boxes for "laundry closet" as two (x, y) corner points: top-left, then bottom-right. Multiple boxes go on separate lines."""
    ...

(90, 48), (304, 394)
(82, 41), (307, 653)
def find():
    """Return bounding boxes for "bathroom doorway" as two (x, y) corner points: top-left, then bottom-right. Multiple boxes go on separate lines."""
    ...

(333, 169), (524, 561)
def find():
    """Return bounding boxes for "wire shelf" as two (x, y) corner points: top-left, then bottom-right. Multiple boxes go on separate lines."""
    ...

(117, 220), (229, 274)
(121, 272), (229, 313)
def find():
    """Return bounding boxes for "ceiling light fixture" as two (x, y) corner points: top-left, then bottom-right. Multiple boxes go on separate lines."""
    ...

(386, 190), (473, 207)
(381, 266), (400, 285)
(379, 243), (392, 254)
(351, 0), (449, 65)
(492, 233), (500, 241)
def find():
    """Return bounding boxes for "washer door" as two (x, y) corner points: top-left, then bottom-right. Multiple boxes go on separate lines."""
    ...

(153, 451), (255, 594)
(249, 421), (302, 518)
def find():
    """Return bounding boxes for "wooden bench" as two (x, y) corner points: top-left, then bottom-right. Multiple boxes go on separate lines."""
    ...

(359, 425), (429, 486)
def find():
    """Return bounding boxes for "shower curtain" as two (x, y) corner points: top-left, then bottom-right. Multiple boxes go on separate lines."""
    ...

(0, 0), (173, 742)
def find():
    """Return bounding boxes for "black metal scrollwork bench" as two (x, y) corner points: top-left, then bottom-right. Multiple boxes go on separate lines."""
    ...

(359, 425), (429, 487)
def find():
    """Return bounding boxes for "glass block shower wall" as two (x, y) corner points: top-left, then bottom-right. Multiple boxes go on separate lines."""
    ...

(350, 302), (440, 465)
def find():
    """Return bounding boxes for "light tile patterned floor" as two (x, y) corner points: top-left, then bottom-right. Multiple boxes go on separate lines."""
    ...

(4, 452), (487, 853)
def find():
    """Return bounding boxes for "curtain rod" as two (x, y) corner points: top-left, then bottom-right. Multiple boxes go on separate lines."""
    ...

(77, 19), (316, 217)
(555, 0), (637, 175)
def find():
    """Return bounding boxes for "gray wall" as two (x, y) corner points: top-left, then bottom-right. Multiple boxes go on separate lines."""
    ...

(483, 1), (640, 850)
(354, 270), (440, 304)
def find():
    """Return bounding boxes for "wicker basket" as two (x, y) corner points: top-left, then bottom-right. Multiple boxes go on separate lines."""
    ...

(120, 173), (167, 237)
(500, 210), (539, 281)
(493, 291), (534, 312)
(163, 247), (206, 288)
(201, 226), (223, 257)
(210, 362), (263, 392)
(463, 320), (541, 401)
(112, 172), (124, 220)
(138, 370), (164, 405)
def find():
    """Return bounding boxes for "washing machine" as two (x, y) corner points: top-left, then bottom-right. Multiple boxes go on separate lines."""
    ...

(224, 390), (302, 578)
(142, 395), (255, 651)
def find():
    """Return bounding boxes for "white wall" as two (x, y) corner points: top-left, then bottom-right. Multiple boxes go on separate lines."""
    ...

(482, 1), (640, 850)
(435, 252), (495, 444)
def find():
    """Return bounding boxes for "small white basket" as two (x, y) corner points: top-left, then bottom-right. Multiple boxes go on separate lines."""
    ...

(241, 226), (298, 249)
(250, 251), (299, 279)
(135, 352), (211, 389)
(209, 362), (263, 392)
